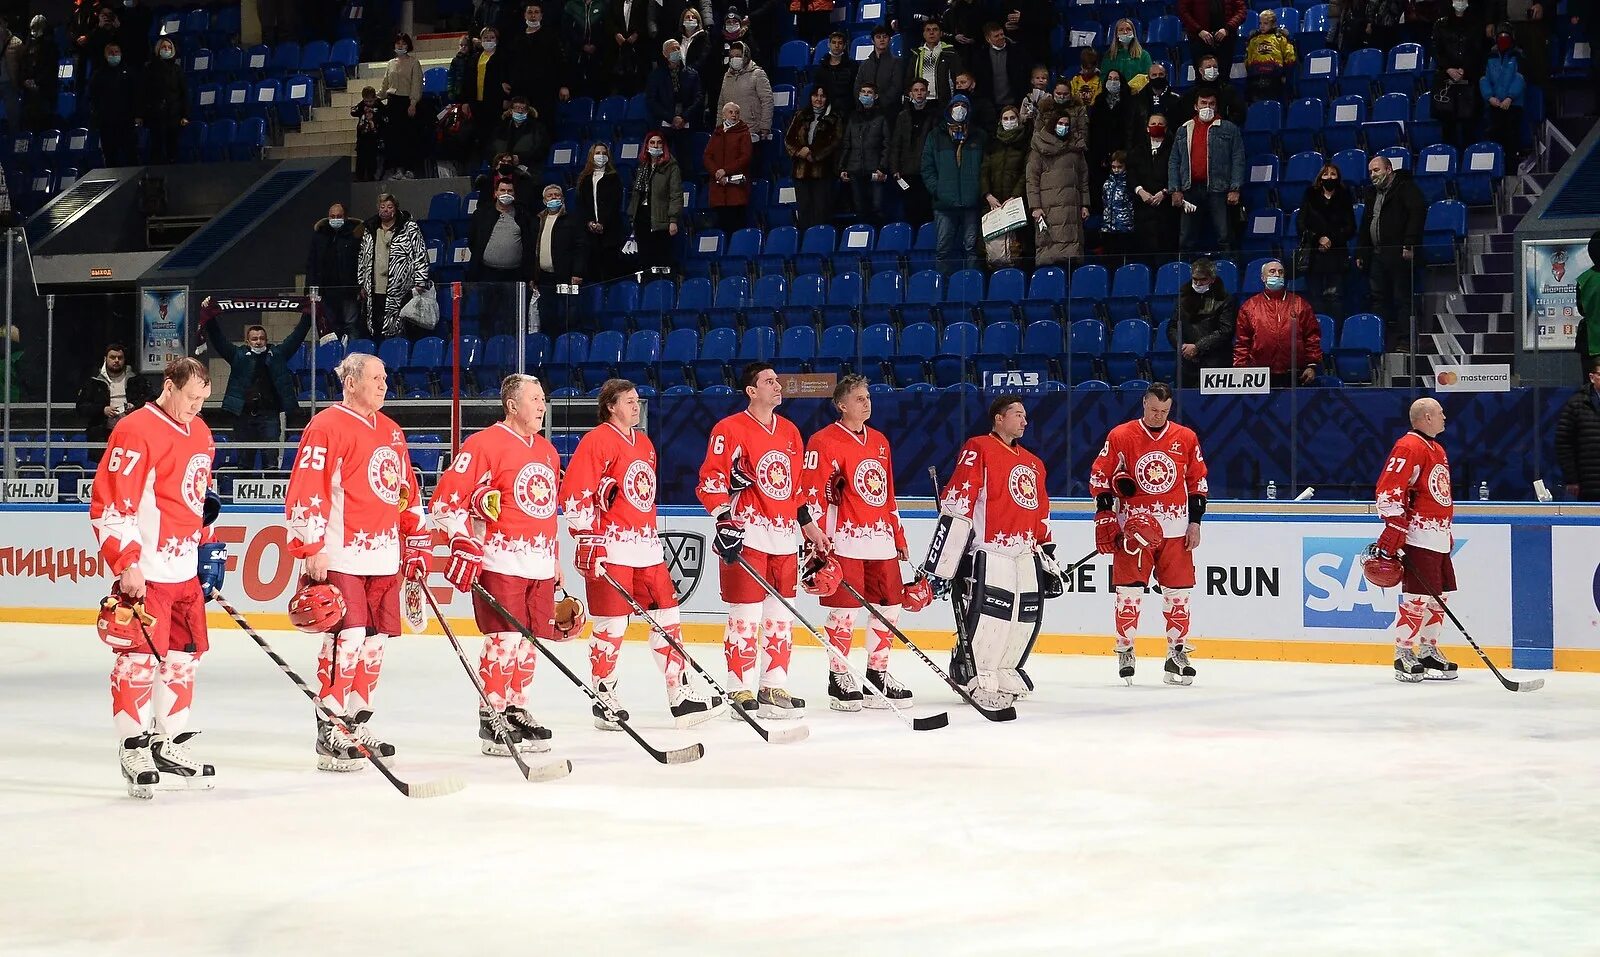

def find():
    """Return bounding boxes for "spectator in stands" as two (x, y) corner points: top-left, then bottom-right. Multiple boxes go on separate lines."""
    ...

(973, 22), (1029, 118)
(1243, 8), (1296, 104)
(1556, 356), (1600, 500)
(479, 151), (539, 207)
(19, 15), (57, 133)
(203, 312), (312, 472)
(1101, 150), (1135, 260)
(924, 93), (987, 271)
(1576, 230), (1600, 380)
(446, 33), (476, 103)
(980, 104), (1029, 266)
(721, 41), (775, 141)
(855, 24), (903, 121)
(1296, 162), (1358, 319)
(706, 101), (754, 234)
(1480, 29), (1527, 164)
(81, 5), (121, 78)
(89, 41), (137, 167)
(1128, 61), (1181, 139)
(890, 78), (939, 226)
(680, 7), (718, 123)
(116, 1), (152, 72)
(1432, 0), (1486, 149)
(1355, 155), (1426, 352)
(1070, 48), (1103, 106)
(895, 0), (943, 56)
(1179, 0), (1246, 69)
(841, 83), (892, 226)
(469, 27), (514, 152)
(138, 37), (188, 165)
(1363, 0), (1408, 52)
(786, 85), (843, 232)
(1088, 69), (1132, 178)
(1038, 76), (1090, 152)
(510, 2), (570, 138)
(906, 18), (960, 106)
(532, 184), (590, 308)
(1168, 258), (1238, 386)
(815, 30), (857, 112)
(1025, 105), (1087, 267)
(1234, 259), (1322, 387)
(350, 87), (386, 182)
(488, 95), (551, 169)
(629, 132), (684, 274)
(1494, 0), (1550, 99)
(1002, 0), (1057, 71)
(1180, 54), (1244, 125)
(1324, 0), (1365, 54)
(1169, 90), (1244, 254)
(378, 33), (422, 179)
(951, 70), (994, 135)
(358, 194), (430, 341)
(1018, 64), (1051, 125)
(0, 18), (20, 129)
(306, 203), (363, 343)
(703, 8), (751, 128)
(1129, 112), (1177, 262)
(1102, 19), (1152, 90)
(648, 39), (705, 149)
(943, 0), (985, 64)
(790, 0), (833, 44)
(468, 179), (535, 332)
(609, 0), (654, 95)
(576, 142), (625, 280)
(77, 343), (153, 452)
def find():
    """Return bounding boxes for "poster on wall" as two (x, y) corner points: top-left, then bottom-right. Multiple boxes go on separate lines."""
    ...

(138, 286), (189, 373)
(1521, 239), (1590, 351)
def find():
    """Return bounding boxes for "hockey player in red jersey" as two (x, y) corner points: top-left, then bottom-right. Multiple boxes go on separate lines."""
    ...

(920, 395), (1060, 709)
(90, 357), (219, 798)
(285, 353), (425, 771)
(430, 373), (564, 754)
(697, 362), (832, 719)
(561, 378), (726, 729)
(802, 374), (916, 712)
(1374, 397), (1460, 683)
(1088, 382), (1209, 686)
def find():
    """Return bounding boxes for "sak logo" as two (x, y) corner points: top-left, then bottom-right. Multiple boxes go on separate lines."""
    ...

(1302, 537), (1467, 629)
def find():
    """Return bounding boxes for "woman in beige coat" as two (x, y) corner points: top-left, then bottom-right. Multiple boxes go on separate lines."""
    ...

(1025, 112), (1090, 266)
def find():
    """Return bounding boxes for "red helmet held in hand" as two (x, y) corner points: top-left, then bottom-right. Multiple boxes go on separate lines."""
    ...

(1361, 544), (1404, 589)
(553, 589), (588, 640)
(1121, 513), (1164, 555)
(800, 550), (843, 598)
(289, 577), (346, 634)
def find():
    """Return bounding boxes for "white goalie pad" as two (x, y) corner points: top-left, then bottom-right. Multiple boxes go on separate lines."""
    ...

(922, 511), (973, 581)
(965, 549), (1043, 681)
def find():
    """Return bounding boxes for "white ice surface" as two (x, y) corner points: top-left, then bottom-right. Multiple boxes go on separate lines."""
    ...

(2, 623), (1598, 957)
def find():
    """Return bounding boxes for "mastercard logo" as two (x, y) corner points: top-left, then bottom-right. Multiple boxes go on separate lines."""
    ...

(1437, 371), (1458, 385)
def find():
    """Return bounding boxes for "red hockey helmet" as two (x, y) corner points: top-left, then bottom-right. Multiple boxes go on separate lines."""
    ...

(289, 577), (346, 634)
(553, 589), (588, 640)
(97, 589), (155, 652)
(901, 574), (934, 612)
(1361, 545), (1405, 589)
(801, 551), (843, 598)
(1121, 513), (1164, 554)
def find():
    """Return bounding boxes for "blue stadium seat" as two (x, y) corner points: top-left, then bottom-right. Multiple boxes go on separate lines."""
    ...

(1073, 379), (1111, 392)
(979, 267), (1026, 325)
(1243, 207), (1283, 257)
(974, 321), (1020, 378)
(862, 270), (904, 325)
(1457, 142), (1503, 206)
(1150, 261), (1190, 317)
(894, 321), (938, 384)
(1284, 150), (1326, 195)
(737, 326), (778, 365)
(781, 273), (827, 329)
(869, 221), (913, 274)
(1067, 264), (1109, 323)
(775, 325), (816, 374)
(617, 330), (662, 384)
(856, 323), (896, 380)
(1366, 92), (1410, 150)
(1331, 147), (1368, 186)
(1331, 313), (1383, 383)
(1023, 266), (1067, 324)
(822, 271), (864, 328)
(684, 229), (725, 280)
(1017, 319), (1063, 379)
(707, 275), (751, 331)
(816, 325), (857, 376)
(1244, 153), (1280, 210)
(406, 337), (447, 394)
(1415, 144), (1457, 203)
(748, 274), (788, 329)
(693, 327), (738, 387)
(758, 225), (800, 276)
(932, 321), (979, 386)
(725, 227), (764, 274)
(1244, 100), (1282, 157)
(671, 277), (713, 331)
(1324, 95), (1366, 153)
(659, 328), (698, 388)
(1150, 319), (1177, 383)
(796, 225), (837, 276)
(838, 224), (875, 274)
(902, 269), (944, 324)
(1067, 320), (1107, 384)
(1108, 263), (1151, 324)
(1340, 47), (1383, 97)
(1282, 97), (1324, 154)
(1422, 200), (1467, 265)
(1381, 42), (1425, 96)
(377, 338), (411, 394)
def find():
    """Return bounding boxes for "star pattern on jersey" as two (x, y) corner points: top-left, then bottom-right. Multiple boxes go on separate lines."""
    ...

(732, 503), (799, 539)
(831, 518), (901, 551)
(562, 495), (598, 532)
(940, 484), (974, 518)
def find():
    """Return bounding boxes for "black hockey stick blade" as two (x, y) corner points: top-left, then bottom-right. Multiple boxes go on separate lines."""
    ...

(912, 712), (951, 730)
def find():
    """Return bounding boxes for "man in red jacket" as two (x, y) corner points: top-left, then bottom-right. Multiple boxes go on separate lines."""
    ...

(1233, 259), (1322, 387)
(1178, 0), (1247, 72)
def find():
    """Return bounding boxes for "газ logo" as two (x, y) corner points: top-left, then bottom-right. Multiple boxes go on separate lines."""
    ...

(1303, 536), (1467, 629)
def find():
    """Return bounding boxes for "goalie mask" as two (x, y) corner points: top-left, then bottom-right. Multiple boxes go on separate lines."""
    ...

(289, 577), (347, 634)
(553, 589), (588, 639)
(1360, 544), (1404, 589)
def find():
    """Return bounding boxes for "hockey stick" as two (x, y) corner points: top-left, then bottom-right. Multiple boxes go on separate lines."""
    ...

(928, 466), (992, 703)
(213, 595), (466, 798)
(731, 553), (949, 731)
(1400, 559), (1545, 693)
(419, 587), (574, 781)
(597, 567), (808, 744)
(472, 584), (705, 765)
(835, 577), (1016, 722)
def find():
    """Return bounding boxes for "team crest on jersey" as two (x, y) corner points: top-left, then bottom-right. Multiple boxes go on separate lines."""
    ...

(368, 446), (404, 505)
(1427, 464), (1452, 507)
(754, 449), (793, 500)
(1008, 464), (1040, 509)
(513, 462), (559, 518)
(622, 459), (656, 511)
(854, 458), (890, 508)
(1133, 450), (1178, 495)
(661, 531), (704, 603)
(181, 453), (211, 514)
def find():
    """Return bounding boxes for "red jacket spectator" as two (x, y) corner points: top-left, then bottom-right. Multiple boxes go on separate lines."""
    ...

(1178, 0), (1248, 37)
(1234, 287), (1322, 382)
(704, 117), (753, 208)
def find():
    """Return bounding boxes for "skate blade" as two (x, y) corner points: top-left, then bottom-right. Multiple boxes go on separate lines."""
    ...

(1423, 671), (1459, 681)
(125, 780), (155, 800)
(829, 698), (864, 712)
(481, 741), (514, 757)
(1393, 672), (1426, 683)
(1121, 675), (1134, 686)
(1162, 673), (1193, 686)
(674, 704), (730, 729)
(757, 705), (806, 720)
(514, 737), (553, 753)
(316, 754), (366, 772)
(154, 773), (215, 791)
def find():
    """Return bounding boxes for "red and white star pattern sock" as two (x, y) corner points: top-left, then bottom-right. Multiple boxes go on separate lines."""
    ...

(1114, 587), (1142, 652)
(866, 605), (899, 672)
(760, 597), (793, 689)
(823, 608), (857, 674)
(1419, 597), (1446, 651)
(1163, 588), (1192, 652)
(508, 636), (536, 709)
(153, 650), (198, 738)
(589, 616), (626, 685)
(1393, 594), (1428, 650)
(347, 633), (387, 716)
(317, 627), (365, 714)
(111, 653), (157, 739)
(647, 606), (687, 688)
(723, 603), (761, 692)
(479, 634), (519, 711)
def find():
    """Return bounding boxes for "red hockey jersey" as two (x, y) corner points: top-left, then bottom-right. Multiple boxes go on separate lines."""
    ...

(697, 410), (805, 555)
(940, 434), (1052, 553)
(559, 422), (664, 568)
(1376, 430), (1454, 553)
(802, 422), (907, 561)
(286, 404), (422, 576)
(90, 403), (216, 583)
(1089, 419), (1209, 538)
(431, 423), (562, 578)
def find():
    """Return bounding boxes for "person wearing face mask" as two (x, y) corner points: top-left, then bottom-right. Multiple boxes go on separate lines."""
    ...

(18, 14), (57, 133)
(1024, 106), (1088, 266)
(509, 2), (570, 137)
(980, 105), (1031, 266)
(904, 18), (959, 106)
(705, 101), (755, 233)
(841, 83), (893, 226)
(1167, 258), (1237, 386)
(470, 28), (515, 152)
(476, 151), (539, 207)
(1128, 64), (1181, 135)
(468, 180), (538, 335)
(1178, 0), (1246, 68)
(201, 308), (312, 472)
(89, 42), (138, 167)
(488, 94), (551, 167)
(1038, 79), (1090, 151)
(1480, 29), (1528, 164)
(137, 38), (188, 164)
(677, 5), (718, 121)
(531, 185), (590, 315)
(855, 24), (904, 121)
(786, 85), (844, 232)
(1295, 163), (1356, 318)
(1101, 19), (1152, 91)
(1234, 259), (1322, 387)
(306, 203), (364, 344)
(647, 38), (706, 147)
(81, 4), (122, 77)
(1128, 112), (1178, 263)
(1430, 0), (1485, 149)
(1242, 9), (1296, 103)
(972, 23), (1030, 115)
(889, 78), (939, 225)
(358, 194), (431, 340)
(576, 142), (626, 280)
(1179, 54), (1244, 125)
(815, 30), (857, 113)
(1354, 156), (1426, 352)
(720, 40), (774, 141)
(950, 70), (995, 136)
(380, 33), (423, 178)
(1168, 90), (1244, 255)
(1493, 0), (1552, 101)
(923, 92), (988, 271)
(1089, 69), (1132, 179)
(629, 134), (685, 274)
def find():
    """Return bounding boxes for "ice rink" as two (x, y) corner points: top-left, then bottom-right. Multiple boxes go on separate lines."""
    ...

(2, 621), (1598, 957)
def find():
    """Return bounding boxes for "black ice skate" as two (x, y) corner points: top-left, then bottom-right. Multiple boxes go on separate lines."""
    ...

(479, 709), (524, 757)
(728, 689), (758, 720)
(1394, 647), (1426, 683)
(152, 731), (216, 790)
(1117, 648), (1136, 685)
(828, 670), (864, 712)
(504, 707), (554, 752)
(1163, 648), (1195, 686)
(592, 680), (629, 731)
(1417, 645), (1459, 680)
(757, 686), (806, 719)
(119, 733), (159, 800)
(349, 710), (395, 757)
(863, 668), (913, 709)
(667, 681), (727, 728)
(316, 717), (365, 772)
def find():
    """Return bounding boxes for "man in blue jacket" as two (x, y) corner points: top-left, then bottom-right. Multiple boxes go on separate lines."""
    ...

(203, 308), (311, 472)
(921, 93), (987, 273)
(1167, 89), (1245, 255)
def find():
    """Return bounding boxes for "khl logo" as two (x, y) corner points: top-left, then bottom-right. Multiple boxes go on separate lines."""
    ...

(1302, 537), (1467, 629)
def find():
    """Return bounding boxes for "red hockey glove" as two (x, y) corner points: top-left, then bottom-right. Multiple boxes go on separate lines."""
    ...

(824, 470), (846, 505)
(467, 485), (502, 522)
(1094, 511), (1121, 555)
(1376, 522), (1406, 557)
(403, 531), (433, 582)
(444, 534), (483, 593)
(575, 534), (608, 576)
(596, 476), (620, 512)
(901, 574), (934, 612)
(1111, 469), (1138, 498)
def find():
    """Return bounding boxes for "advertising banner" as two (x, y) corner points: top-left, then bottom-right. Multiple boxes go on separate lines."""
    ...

(139, 285), (189, 373)
(1552, 526), (1600, 650)
(1521, 239), (1590, 351)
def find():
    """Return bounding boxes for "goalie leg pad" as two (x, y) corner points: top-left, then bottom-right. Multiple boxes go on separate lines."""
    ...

(153, 650), (199, 739)
(723, 603), (762, 691)
(823, 608), (858, 674)
(961, 549), (1036, 696)
(1162, 588), (1193, 652)
(1001, 553), (1043, 695)
(922, 511), (974, 581)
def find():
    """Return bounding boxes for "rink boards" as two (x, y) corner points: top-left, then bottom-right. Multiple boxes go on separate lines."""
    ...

(1, 504), (1595, 671)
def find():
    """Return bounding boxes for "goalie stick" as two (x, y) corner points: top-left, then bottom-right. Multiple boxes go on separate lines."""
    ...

(597, 567), (808, 745)
(419, 587), (574, 781)
(1401, 558), (1545, 693)
(732, 554), (950, 731)
(213, 596), (466, 799)
(472, 584), (706, 765)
